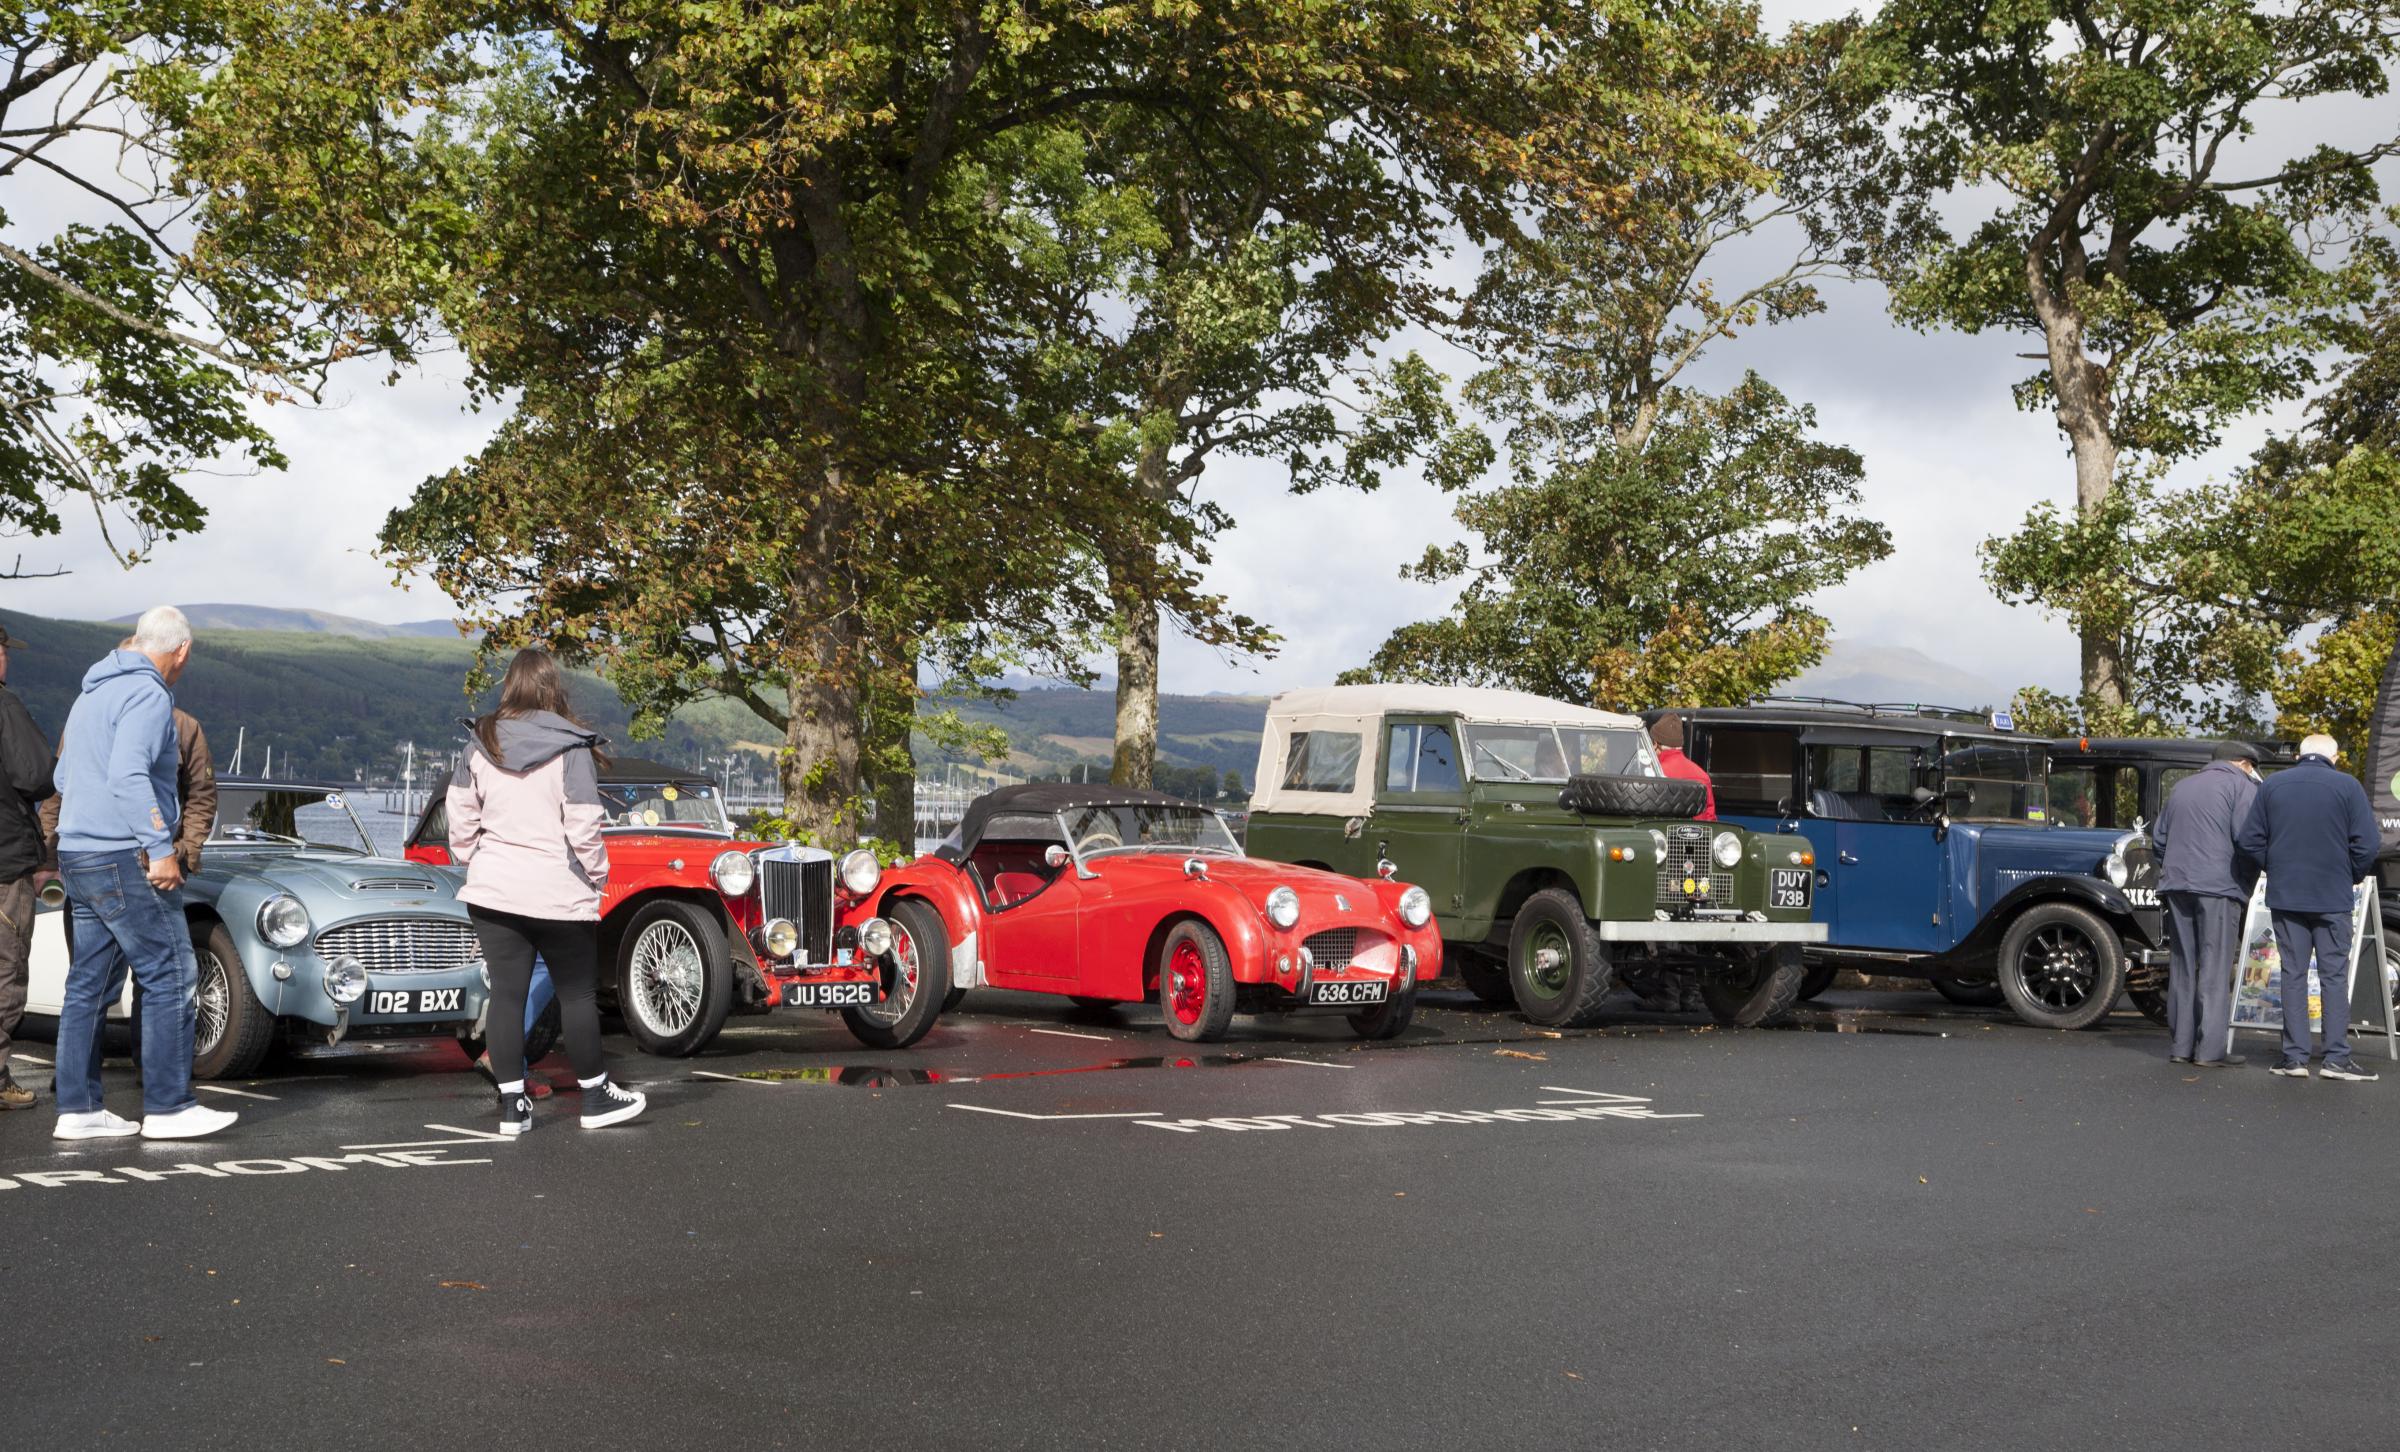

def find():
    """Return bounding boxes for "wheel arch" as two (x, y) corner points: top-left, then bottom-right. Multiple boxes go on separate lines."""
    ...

(602, 885), (732, 966)
(1488, 867), (1583, 946)
(1140, 910), (1219, 995)
(1952, 878), (2140, 964)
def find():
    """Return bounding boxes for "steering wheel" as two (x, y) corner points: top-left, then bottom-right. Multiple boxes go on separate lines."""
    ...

(1078, 829), (1123, 853)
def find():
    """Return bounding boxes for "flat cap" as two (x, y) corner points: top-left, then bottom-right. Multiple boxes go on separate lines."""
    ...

(2210, 740), (2260, 762)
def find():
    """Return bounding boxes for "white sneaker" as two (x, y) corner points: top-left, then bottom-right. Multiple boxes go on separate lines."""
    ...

(54, 1110), (142, 1140)
(579, 1078), (646, 1129)
(140, 1104), (239, 1140)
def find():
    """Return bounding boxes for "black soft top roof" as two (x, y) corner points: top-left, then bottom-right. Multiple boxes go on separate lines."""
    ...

(937, 782), (1203, 862)
(2052, 737), (2299, 764)
(1675, 705), (2018, 744)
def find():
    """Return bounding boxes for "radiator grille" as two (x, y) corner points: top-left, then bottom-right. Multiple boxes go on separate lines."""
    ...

(1656, 840), (1734, 906)
(1304, 928), (1359, 967)
(315, 918), (479, 975)
(759, 856), (836, 964)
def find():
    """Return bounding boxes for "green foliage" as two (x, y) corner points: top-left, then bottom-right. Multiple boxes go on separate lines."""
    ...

(1867, 0), (2400, 700)
(2004, 686), (2176, 740)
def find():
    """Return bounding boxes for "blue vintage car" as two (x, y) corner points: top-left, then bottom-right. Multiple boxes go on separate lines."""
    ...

(1666, 704), (2166, 1030)
(27, 778), (502, 1078)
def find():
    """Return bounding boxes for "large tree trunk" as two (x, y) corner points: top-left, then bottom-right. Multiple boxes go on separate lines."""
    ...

(779, 567), (864, 847)
(1110, 561), (1161, 788)
(2029, 236), (2129, 710)
(865, 642), (918, 850)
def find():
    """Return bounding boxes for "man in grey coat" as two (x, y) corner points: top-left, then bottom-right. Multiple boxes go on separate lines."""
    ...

(2152, 742), (2261, 1067)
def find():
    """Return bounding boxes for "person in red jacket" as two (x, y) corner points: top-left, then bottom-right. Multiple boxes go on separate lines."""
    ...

(1650, 712), (1715, 821)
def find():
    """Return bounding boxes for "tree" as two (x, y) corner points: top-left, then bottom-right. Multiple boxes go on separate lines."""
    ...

(1353, 6), (1905, 709)
(1870, 0), (2400, 707)
(1221, 768), (1244, 801)
(0, 2), (419, 574)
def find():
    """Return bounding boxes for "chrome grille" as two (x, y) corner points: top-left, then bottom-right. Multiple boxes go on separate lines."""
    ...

(315, 918), (479, 974)
(351, 877), (439, 893)
(1656, 841), (1733, 906)
(1303, 928), (1359, 967)
(759, 856), (836, 965)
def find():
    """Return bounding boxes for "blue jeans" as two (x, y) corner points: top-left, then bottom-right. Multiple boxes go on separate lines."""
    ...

(2271, 910), (2354, 1068)
(56, 848), (198, 1116)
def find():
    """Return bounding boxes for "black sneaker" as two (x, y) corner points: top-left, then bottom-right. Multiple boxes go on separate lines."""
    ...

(2319, 1061), (2380, 1082)
(498, 1089), (532, 1136)
(2169, 1056), (2194, 1065)
(2270, 1061), (2311, 1079)
(2196, 1055), (2247, 1068)
(580, 1077), (646, 1129)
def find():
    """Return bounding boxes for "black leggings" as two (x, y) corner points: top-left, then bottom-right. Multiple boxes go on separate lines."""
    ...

(468, 906), (604, 1085)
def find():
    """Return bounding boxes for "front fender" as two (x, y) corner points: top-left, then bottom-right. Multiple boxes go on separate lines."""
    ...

(1954, 875), (2157, 960)
(854, 864), (985, 987)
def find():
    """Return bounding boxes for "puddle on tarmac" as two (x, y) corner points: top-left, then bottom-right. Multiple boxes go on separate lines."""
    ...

(726, 1051), (1283, 1089)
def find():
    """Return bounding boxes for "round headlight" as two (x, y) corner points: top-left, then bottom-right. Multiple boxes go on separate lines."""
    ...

(2104, 851), (2130, 888)
(323, 956), (366, 1005)
(1712, 831), (1744, 869)
(710, 850), (756, 899)
(860, 917), (895, 957)
(257, 894), (310, 949)
(839, 848), (882, 896)
(1265, 886), (1301, 930)
(474, 959), (490, 990)
(760, 918), (800, 960)
(1649, 829), (1670, 861)
(1397, 884), (1432, 928)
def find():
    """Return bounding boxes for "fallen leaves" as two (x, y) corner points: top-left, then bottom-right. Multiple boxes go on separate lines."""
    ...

(326, 1359), (346, 1366)
(1493, 1048), (1548, 1062)
(1917, 1176), (1928, 1185)
(1563, 1371), (1583, 1381)
(437, 1281), (487, 1291)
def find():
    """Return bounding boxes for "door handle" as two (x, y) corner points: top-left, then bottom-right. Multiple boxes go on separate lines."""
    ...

(1837, 851), (1860, 865)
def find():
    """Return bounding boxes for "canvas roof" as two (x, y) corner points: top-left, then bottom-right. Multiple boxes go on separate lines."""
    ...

(1264, 684), (1642, 729)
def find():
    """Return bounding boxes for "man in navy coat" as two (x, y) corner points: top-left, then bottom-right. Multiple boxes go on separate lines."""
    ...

(2152, 742), (2261, 1066)
(2234, 734), (2383, 1080)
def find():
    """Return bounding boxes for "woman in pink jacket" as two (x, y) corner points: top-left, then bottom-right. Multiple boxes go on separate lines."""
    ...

(448, 650), (645, 1134)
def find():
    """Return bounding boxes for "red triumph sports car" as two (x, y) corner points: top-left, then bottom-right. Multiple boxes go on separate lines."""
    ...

(407, 756), (939, 1056)
(841, 783), (1440, 1042)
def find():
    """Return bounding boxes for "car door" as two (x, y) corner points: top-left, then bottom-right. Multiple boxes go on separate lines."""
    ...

(1372, 716), (1468, 919)
(979, 844), (1098, 988)
(1806, 739), (1946, 953)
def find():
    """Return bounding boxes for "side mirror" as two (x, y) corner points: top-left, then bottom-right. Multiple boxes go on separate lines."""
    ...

(1375, 858), (1398, 880)
(1183, 857), (1210, 880)
(1042, 844), (1070, 869)
(1910, 786), (1937, 806)
(1774, 796), (1794, 819)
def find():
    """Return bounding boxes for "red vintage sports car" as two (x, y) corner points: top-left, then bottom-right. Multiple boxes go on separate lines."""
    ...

(407, 756), (941, 1055)
(844, 783), (1439, 1042)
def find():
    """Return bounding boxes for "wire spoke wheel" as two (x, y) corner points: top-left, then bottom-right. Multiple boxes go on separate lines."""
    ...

(194, 949), (231, 1059)
(858, 919), (922, 1026)
(630, 920), (704, 1036)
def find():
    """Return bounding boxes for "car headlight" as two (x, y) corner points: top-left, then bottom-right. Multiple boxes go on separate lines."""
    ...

(1650, 829), (1670, 861)
(323, 956), (366, 1005)
(1712, 831), (1744, 869)
(860, 917), (895, 957)
(1265, 886), (1301, 930)
(710, 850), (756, 898)
(2103, 850), (2130, 888)
(759, 918), (799, 960)
(1397, 885), (1432, 928)
(257, 894), (310, 949)
(474, 959), (490, 990)
(840, 848), (881, 896)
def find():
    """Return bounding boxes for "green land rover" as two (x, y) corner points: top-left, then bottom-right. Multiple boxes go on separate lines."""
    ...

(1243, 685), (1827, 1028)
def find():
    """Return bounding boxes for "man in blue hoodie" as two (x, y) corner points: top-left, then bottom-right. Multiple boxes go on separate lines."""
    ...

(2234, 733), (2384, 1082)
(49, 606), (236, 1141)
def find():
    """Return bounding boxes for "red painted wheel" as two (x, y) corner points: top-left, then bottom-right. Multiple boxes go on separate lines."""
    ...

(1156, 919), (1234, 1042)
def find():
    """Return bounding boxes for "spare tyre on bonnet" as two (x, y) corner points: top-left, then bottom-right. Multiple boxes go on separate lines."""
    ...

(1241, 685), (1825, 1029)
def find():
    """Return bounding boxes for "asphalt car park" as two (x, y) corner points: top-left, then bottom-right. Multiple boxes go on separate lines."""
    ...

(5, 986), (2397, 1450)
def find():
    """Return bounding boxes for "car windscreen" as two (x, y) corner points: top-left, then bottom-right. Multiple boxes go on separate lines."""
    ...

(1060, 805), (1240, 859)
(599, 781), (731, 833)
(1941, 742), (2050, 823)
(1463, 724), (1657, 783)
(212, 787), (374, 854)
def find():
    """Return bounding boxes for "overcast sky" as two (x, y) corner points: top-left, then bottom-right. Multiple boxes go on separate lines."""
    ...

(4, 5), (2392, 705)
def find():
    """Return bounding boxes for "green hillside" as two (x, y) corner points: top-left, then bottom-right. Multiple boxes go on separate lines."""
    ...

(0, 607), (1269, 785)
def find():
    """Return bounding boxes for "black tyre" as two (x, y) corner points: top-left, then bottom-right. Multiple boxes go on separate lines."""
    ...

(1929, 971), (2005, 1008)
(943, 987), (968, 1013)
(1558, 774), (1707, 818)
(1995, 902), (2126, 1031)
(617, 898), (734, 1056)
(192, 920), (274, 1080)
(1456, 951), (1515, 1006)
(843, 897), (951, 1050)
(1158, 919), (1236, 1043)
(1506, 888), (1613, 1028)
(1699, 944), (1806, 1028)
(2129, 988), (2169, 1026)
(1349, 987), (1417, 1040)
(1796, 961), (1839, 1002)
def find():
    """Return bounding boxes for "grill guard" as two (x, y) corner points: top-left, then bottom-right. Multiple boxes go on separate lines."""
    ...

(1656, 833), (1733, 906)
(759, 855), (836, 965)
(1303, 927), (1359, 967)
(315, 918), (479, 974)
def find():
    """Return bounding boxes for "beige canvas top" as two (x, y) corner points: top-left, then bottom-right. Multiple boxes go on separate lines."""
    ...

(1249, 684), (1647, 816)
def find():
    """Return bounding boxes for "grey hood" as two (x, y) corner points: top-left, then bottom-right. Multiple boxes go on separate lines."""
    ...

(477, 711), (604, 773)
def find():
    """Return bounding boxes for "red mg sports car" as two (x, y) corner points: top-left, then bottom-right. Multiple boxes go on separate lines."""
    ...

(406, 756), (940, 1056)
(844, 784), (1440, 1042)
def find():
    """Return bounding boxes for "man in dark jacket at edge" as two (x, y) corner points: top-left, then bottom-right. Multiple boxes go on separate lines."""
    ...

(2151, 742), (2260, 1068)
(0, 628), (58, 1110)
(2234, 733), (2383, 1081)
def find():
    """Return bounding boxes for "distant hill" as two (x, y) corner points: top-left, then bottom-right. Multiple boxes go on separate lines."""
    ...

(1783, 642), (2004, 712)
(106, 603), (463, 639)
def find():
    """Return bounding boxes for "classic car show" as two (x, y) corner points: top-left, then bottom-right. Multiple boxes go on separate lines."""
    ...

(11, 2), (2400, 1443)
